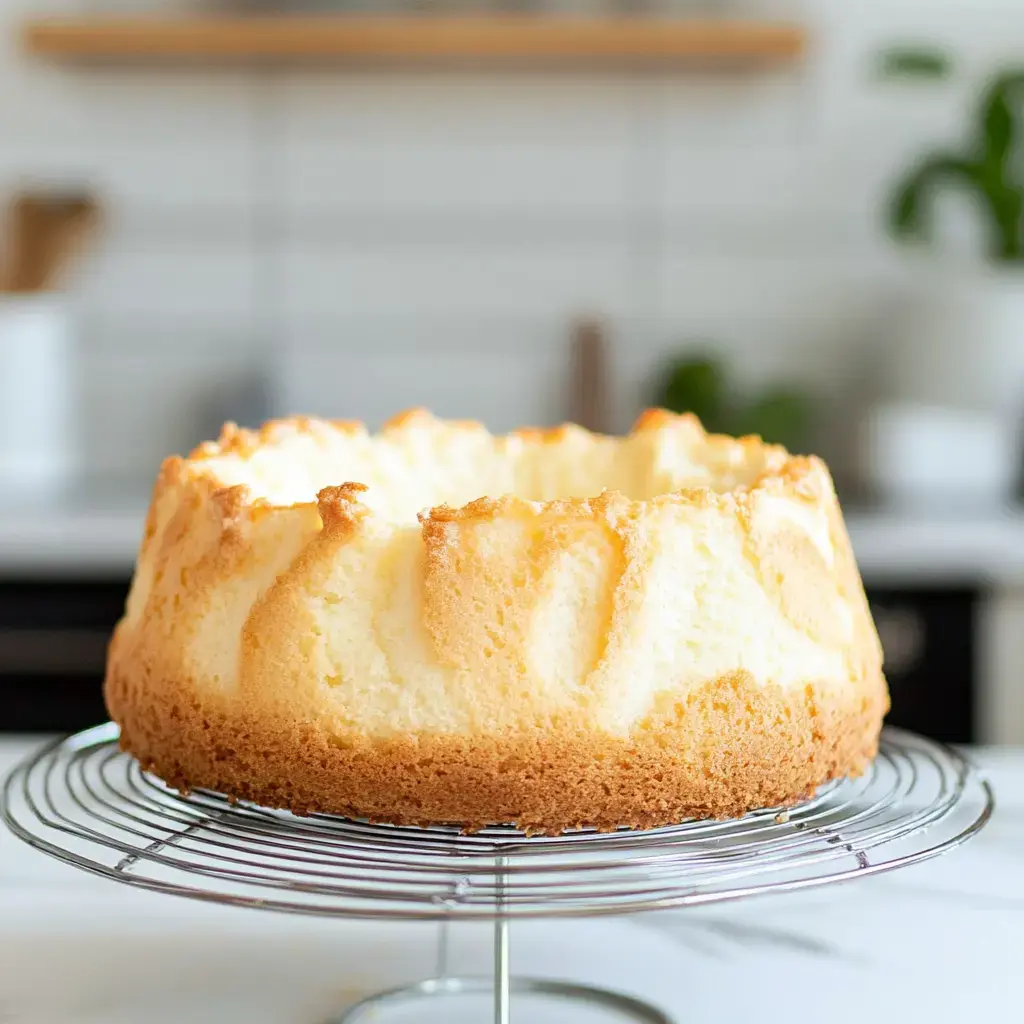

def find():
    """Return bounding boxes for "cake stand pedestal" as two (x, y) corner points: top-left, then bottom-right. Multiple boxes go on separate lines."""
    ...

(1, 724), (993, 1024)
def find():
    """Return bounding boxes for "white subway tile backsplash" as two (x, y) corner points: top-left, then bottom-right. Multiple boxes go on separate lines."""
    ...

(277, 73), (641, 221)
(658, 72), (805, 146)
(280, 237), (637, 324)
(661, 145), (816, 218)
(276, 329), (568, 434)
(0, 8), (91, 181)
(656, 254), (889, 326)
(78, 334), (257, 476)
(79, 72), (257, 214)
(0, 77), (87, 156)
(654, 71), (818, 228)
(77, 232), (258, 328)
(81, 73), (253, 144)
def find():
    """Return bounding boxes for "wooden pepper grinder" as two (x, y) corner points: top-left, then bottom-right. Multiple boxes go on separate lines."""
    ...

(570, 316), (609, 435)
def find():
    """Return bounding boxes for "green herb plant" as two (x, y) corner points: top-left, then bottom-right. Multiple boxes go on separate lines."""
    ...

(876, 46), (953, 81)
(889, 69), (1024, 262)
(656, 352), (814, 454)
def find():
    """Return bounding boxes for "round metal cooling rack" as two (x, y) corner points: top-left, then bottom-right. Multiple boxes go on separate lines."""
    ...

(2, 723), (994, 1024)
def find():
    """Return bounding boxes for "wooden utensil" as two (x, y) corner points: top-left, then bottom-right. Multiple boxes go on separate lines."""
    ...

(570, 316), (609, 434)
(2, 192), (99, 293)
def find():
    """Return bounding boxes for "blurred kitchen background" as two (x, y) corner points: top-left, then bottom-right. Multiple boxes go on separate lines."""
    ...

(0, 0), (1022, 745)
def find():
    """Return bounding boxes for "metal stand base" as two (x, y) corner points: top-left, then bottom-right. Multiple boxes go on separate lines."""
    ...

(334, 975), (675, 1023)
(333, 916), (675, 1023)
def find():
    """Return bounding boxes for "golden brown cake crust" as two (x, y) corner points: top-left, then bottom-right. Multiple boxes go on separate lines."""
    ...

(106, 655), (886, 833)
(104, 408), (889, 833)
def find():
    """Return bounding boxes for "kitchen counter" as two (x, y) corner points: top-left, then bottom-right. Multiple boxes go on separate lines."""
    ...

(1, 493), (1024, 583)
(845, 507), (1024, 585)
(0, 490), (147, 575)
(1, 738), (1021, 1023)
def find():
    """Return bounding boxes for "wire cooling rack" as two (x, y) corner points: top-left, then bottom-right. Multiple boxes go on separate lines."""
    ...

(1, 723), (994, 1023)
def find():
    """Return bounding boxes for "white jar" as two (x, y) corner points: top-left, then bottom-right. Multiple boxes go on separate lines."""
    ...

(0, 296), (74, 500)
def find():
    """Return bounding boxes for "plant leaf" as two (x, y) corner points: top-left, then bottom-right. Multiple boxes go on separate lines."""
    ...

(977, 70), (1024, 161)
(981, 85), (1014, 164)
(658, 354), (730, 433)
(876, 47), (952, 81)
(887, 155), (981, 241)
(890, 173), (923, 239)
(888, 68), (1024, 261)
(987, 185), (1024, 260)
(734, 389), (814, 453)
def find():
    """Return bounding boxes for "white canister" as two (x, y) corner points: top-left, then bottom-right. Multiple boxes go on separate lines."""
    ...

(862, 401), (1019, 510)
(0, 296), (74, 500)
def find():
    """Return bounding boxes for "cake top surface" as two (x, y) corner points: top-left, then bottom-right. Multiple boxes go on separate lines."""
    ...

(183, 407), (798, 525)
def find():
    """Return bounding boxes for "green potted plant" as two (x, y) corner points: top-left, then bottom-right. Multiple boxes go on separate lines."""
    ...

(882, 64), (1024, 421)
(656, 350), (815, 453)
(889, 69), (1022, 263)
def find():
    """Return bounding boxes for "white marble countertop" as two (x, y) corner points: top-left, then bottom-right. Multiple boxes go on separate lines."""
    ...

(1, 495), (1024, 583)
(1, 738), (1021, 1023)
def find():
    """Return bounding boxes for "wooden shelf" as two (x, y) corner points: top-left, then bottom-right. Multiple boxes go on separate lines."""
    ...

(22, 15), (805, 66)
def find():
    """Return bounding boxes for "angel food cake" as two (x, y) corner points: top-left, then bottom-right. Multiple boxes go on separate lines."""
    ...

(104, 409), (888, 833)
